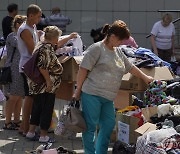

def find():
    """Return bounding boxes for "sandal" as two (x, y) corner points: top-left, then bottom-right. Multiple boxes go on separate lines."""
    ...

(3, 122), (18, 130)
(26, 135), (39, 141)
(57, 146), (76, 154)
(13, 121), (21, 128)
(39, 137), (55, 143)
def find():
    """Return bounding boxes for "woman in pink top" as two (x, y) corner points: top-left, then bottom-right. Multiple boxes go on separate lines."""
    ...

(121, 36), (138, 48)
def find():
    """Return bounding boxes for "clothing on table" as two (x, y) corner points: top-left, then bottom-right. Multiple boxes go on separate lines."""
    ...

(4, 32), (24, 96)
(81, 41), (134, 101)
(28, 42), (63, 95)
(17, 22), (39, 73)
(144, 80), (167, 106)
(135, 128), (179, 154)
(135, 47), (171, 69)
(2, 16), (13, 40)
(56, 34), (83, 56)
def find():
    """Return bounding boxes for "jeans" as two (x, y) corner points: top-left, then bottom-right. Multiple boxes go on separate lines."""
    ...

(81, 92), (115, 154)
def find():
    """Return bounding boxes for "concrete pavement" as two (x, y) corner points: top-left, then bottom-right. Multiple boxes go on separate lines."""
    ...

(0, 99), (113, 154)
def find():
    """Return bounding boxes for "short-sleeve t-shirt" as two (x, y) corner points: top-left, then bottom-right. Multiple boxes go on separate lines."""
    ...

(80, 41), (134, 101)
(151, 21), (175, 50)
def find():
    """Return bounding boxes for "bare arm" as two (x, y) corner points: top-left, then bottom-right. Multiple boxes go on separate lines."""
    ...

(150, 34), (158, 56)
(57, 32), (77, 48)
(20, 29), (36, 54)
(73, 67), (88, 100)
(39, 68), (52, 92)
(171, 35), (175, 55)
(130, 65), (154, 85)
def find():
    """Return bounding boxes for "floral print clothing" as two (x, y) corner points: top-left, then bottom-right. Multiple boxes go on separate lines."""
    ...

(28, 42), (63, 95)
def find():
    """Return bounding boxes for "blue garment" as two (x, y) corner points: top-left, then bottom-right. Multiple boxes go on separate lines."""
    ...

(81, 92), (115, 154)
(135, 47), (171, 69)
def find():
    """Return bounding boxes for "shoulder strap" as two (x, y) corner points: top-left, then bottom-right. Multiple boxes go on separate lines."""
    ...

(10, 47), (16, 63)
(0, 46), (5, 61)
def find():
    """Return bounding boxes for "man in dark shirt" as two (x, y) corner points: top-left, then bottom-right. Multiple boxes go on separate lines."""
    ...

(2, 3), (18, 40)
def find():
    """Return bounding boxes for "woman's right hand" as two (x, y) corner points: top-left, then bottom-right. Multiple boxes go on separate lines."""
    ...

(46, 80), (53, 92)
(72, 89), (81, 100)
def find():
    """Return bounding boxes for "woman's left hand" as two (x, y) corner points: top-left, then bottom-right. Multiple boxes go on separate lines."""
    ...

(144, 75), (154, 85)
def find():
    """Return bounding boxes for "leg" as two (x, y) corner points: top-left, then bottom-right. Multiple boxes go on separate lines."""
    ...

(5, 95), (16, 124)
(20, 73), (33, 134)
(164, 49), (172, 62)
(39, 93), (55, 143)
(96, 100), (115, 154)
(22, 96), (33, 134)
(40, 93), (55, 136)
(28, 94), (42, 133)
(81, 92), (102, 154)
(13, 96), (23, 123)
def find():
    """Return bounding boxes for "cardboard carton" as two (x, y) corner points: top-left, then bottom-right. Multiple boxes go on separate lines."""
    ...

(116, 106), (157, 144)
(120, 67), (173, 91)
(135, 122), (156, 135)
(55, 80), (75, 101)
(116, 113), (140, 144)
(58, 56), (83, 81)
(114, 89), (144, 109)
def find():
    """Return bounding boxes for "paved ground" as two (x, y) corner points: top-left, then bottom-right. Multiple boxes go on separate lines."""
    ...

(0, 99), (113, 154)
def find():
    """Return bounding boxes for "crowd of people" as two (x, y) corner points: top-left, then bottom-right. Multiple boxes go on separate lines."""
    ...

(0, 2), (177, 154)
(1, 3), (76, 143)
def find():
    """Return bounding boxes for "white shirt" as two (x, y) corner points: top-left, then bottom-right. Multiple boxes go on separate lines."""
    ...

(17, 22), (39, 72)
(151, 21), (175, 50)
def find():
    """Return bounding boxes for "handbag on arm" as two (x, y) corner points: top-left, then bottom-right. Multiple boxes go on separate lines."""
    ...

(22, 49), (45, 85)
(0, 47), (16, 85)
(65, 100), (87, 133)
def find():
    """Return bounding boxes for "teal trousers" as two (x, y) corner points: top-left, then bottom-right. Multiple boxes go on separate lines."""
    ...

(81, 92), (115, 154)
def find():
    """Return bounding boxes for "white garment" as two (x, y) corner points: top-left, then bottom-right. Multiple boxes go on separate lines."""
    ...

(17, 22), (39, 72)
(0, 46), (7, 57)
(0, 89), (6, 102)
(151, 21), (175, 50)
(58, 34), (83, 56)
(146, 128), (177, 143)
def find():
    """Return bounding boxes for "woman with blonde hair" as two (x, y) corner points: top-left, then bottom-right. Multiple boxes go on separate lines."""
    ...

(26, 26), (63, 143)
(150, 13), (175, 62)
(3, 15), (26, 130)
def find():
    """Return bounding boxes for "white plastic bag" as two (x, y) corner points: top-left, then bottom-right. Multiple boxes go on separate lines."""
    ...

(0, 89), (6, 102)
(171, 55), (176, 62)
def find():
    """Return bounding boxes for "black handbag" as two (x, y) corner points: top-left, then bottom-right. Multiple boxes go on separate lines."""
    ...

(0, 47), (16, 85)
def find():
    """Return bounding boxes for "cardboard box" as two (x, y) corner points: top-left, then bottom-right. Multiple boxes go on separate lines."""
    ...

(120, 67), (173, 91)
(116, 106), (157, 144)
(135, 122), (156, 135)
(114, 90), (144, 109)
(116, 113), (140, 144)
(55, 80), (75, 101)
(58, 56), (83, 81)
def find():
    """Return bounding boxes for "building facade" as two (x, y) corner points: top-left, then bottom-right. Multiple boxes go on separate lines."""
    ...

(0, 0), (180, 49)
